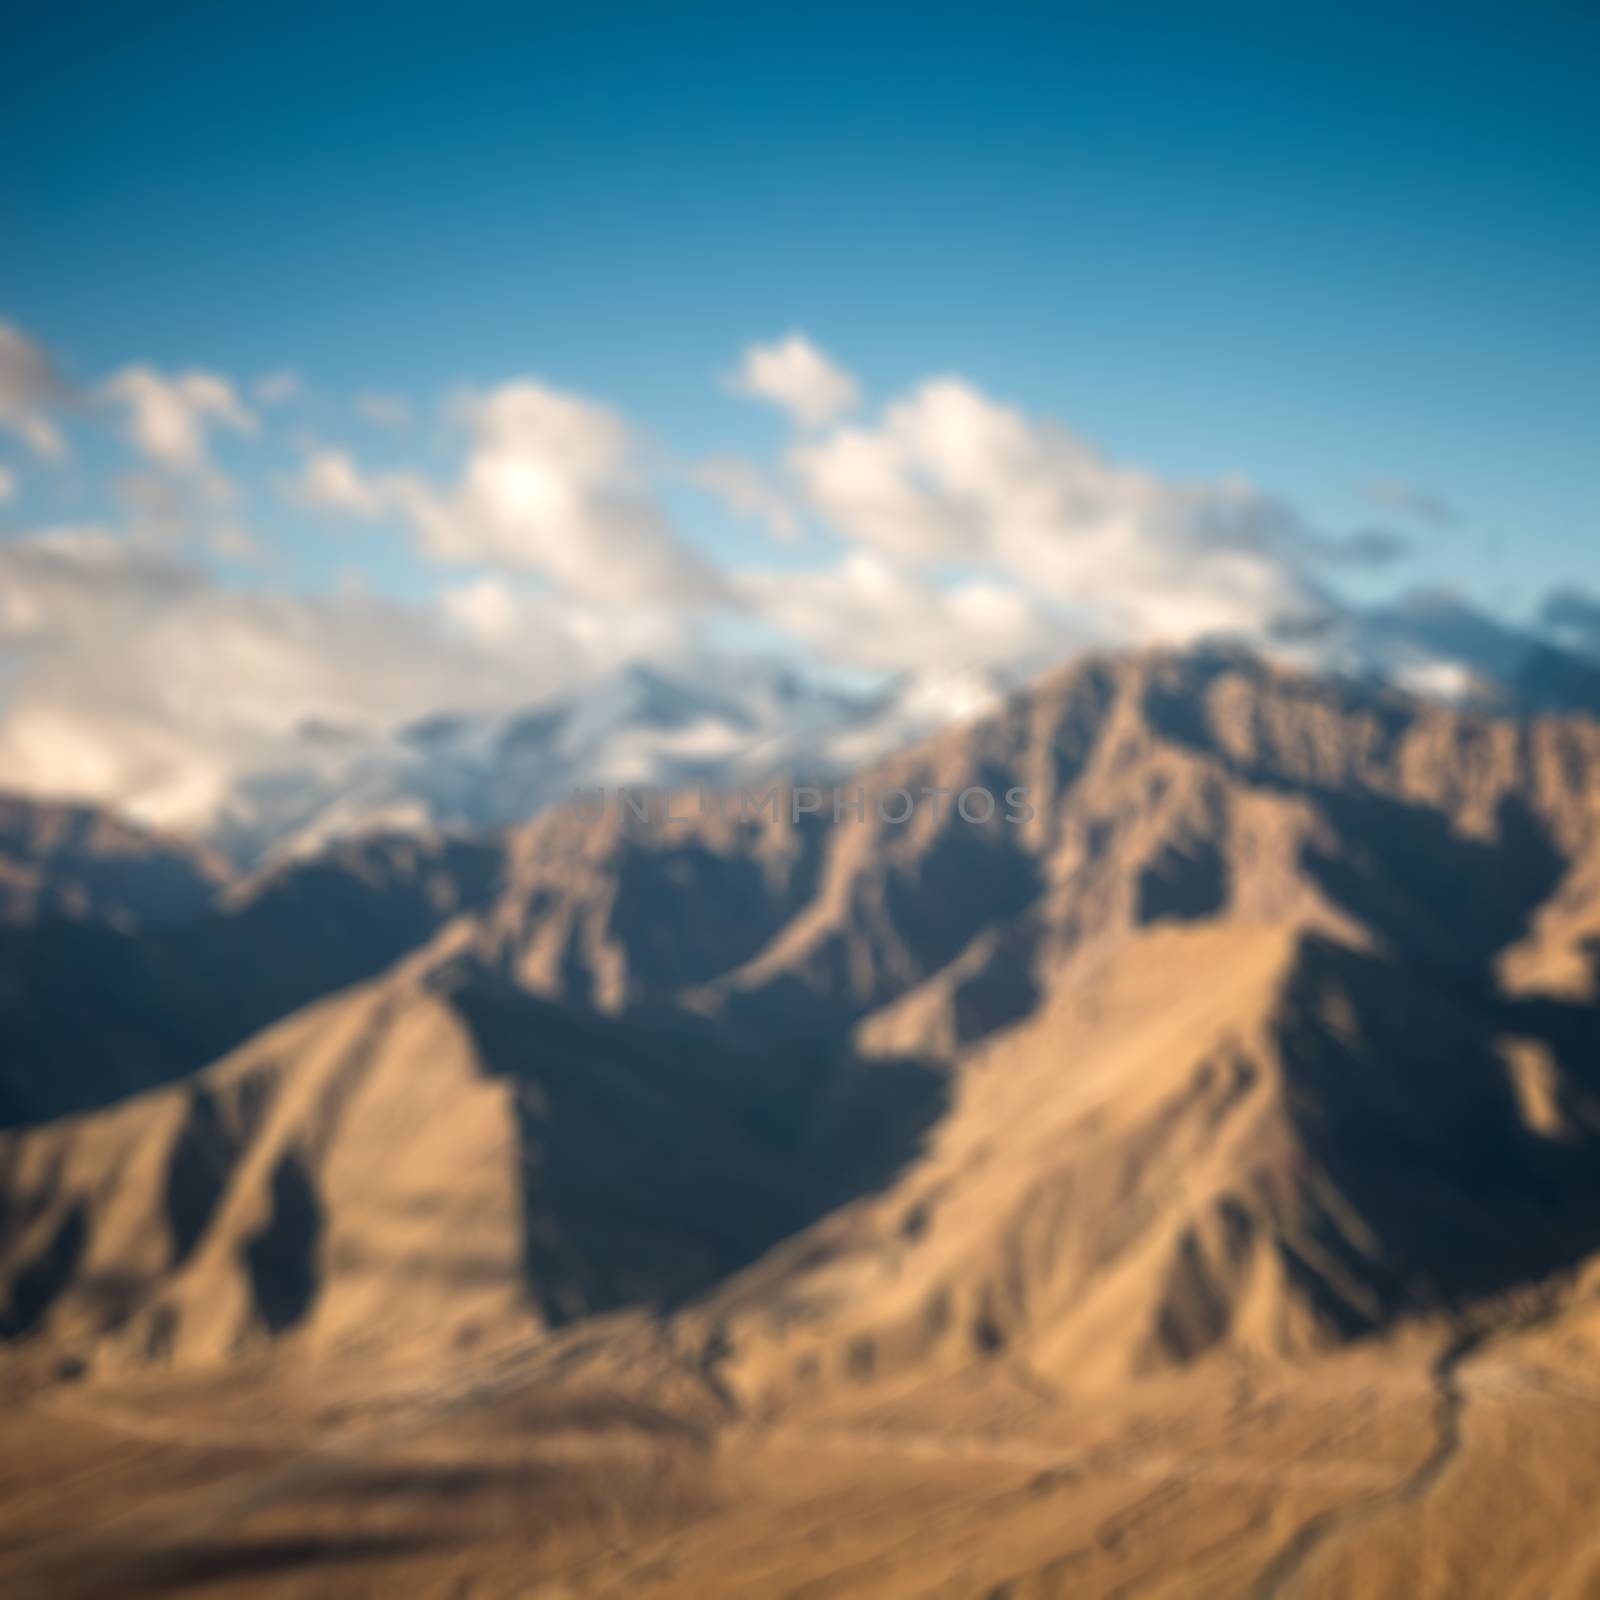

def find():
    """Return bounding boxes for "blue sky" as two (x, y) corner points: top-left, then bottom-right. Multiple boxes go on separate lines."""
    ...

(7, 2), (1598, 594)
(1, 1), (1598, 822)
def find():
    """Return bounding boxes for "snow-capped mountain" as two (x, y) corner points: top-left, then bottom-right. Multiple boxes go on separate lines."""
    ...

(203, 658), (1021, 866)
(1278, 590), (1600, 712)
(180, 605), (1600, 868)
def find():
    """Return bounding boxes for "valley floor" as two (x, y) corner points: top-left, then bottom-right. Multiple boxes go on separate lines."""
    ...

(7, 1308), (1600, 1599)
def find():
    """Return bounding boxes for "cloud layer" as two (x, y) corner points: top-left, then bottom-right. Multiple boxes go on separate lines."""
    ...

(0, 526), (690, 829)
(787, 376), (1345, 647)
(99, 366), (257, 474)
(728, 333), (860, 428)
(0, 318), (1574, 839)
(0, 323), (69, 459)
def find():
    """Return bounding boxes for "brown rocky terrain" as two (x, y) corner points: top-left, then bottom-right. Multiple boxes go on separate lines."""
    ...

(0, 792), (229, 929)
(6, 646), (1600, 1596)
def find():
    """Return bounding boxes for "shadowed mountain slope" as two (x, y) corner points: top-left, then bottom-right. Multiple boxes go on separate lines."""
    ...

(0, 953), (945, 1373)
(0, 792), (229, 929)
(0, 831), (505, 1125)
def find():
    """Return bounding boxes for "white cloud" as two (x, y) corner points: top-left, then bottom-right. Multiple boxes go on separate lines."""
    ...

(208, 524), (264, 562)
(790, 412), (980, 563)
(786, 377), (1335, 648)
(417, 381), (720, 601)
(312, 379), (723, 606)
(99, 365), (257, 472)
(690, 455), (801, 541)
(0, 464), (15, 502)
(740, 551), (1075, 673)
(727, 333), (860, 428)
(290, 448), (386, 519)
(0, 526), (200, 645)
(0, 526), (687, 830)
(0, 322), (69, 459)
(356, 391), (411, 426)
(105, 472), (260, 568)
(115, 474), (187, 537)
(1389, 656), (1478, 702)
(440, 574), (689, 661)
(253, 370), (300, 406)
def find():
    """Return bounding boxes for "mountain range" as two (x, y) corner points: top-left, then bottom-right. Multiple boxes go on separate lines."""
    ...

(6, 646), (1600, 1595)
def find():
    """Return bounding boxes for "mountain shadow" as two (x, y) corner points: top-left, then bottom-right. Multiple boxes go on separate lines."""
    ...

(1301, 791), (1567, 978)
(437, 964), (947, 1327)
(1273, 932), (1600, 1330)
(243, 1153), (324, 1336)
(603, 813), (828, 995)
(0, 1202), (87, 1339)
(0, 834), (505, 1127)
(1267, 791), (1598, 1329)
